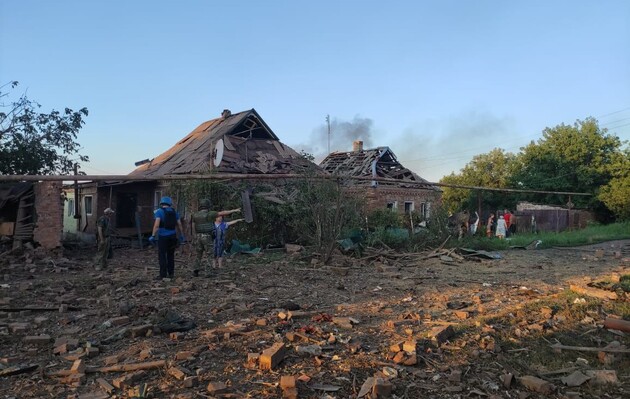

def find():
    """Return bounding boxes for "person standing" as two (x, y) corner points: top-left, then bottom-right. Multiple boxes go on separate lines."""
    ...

(192, 199), (241, 277)
(95, 208), (115, 271)
(213, 214), (245, 269)
(495, 214), (507, 240)
(486, 214), (495, 238)
(503, 209), (512, 237)
(150, 197), (185, 280)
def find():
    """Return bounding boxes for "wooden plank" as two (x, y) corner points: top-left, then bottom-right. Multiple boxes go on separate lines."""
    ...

(223, 135), (235, 151)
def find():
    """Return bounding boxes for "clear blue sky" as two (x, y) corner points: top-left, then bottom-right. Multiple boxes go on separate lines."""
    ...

(1, 1), (629, 181)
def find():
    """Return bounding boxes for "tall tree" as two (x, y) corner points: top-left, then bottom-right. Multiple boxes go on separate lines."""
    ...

(510, 118), (623, 215)
(0, 82), (89, 175)
(440, 148), (518, 213)
(599, 147), (630, 220)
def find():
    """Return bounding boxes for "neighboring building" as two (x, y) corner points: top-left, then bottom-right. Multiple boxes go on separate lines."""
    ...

(514, 201), (594, 233)
(0, 181), (64, 249)
(63, 108), (319, 239)
(319, 141), (441, 219)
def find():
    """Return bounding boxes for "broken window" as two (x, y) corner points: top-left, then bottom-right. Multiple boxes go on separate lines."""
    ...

(404, 201), (414, 213)
(67, 199), (74, 217)
(84, 196), (93, 216)
(386, 201), (398, 210)
(419, 202), (427, 218)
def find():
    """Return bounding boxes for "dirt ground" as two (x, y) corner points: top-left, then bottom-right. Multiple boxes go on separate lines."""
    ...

(1, 239), (630, 399)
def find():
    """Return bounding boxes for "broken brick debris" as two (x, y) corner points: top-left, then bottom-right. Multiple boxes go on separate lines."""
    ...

(260, 342), (287, 370)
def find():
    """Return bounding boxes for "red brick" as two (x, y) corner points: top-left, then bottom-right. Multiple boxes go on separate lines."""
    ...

(260, 343), (287, 370)
(23, 335), (51, 345)
(207, 382), (228, 394)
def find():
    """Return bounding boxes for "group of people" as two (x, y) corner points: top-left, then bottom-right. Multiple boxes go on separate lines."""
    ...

(94, 196), (244, 279)
(486, 209), (513, 239)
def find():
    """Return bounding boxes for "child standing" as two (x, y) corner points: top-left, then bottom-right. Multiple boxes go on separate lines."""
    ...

(213, 215), (245, 269)
(495, 215), (507, 240)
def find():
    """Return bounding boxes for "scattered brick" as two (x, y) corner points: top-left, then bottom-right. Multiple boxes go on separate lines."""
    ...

(170, 332), (185, 341)
(184, 376), (199, 388)
(130, 324), (152, 338)
(428, 325), (455, 345)
(260, 342), (287, 370)
(280, 375), (297, 389)
(110, 316), (130, 326)
(207, 382), (228, 395)
(373, 377), (392, 397)
(168, 366), (186, 380)
(175, 351), (194, 361)
(70, 359), (86, 374)
(23, 335), (51, 345)
(96, 378), (115, 394)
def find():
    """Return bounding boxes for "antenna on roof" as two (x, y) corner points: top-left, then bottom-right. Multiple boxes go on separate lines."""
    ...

(326, 114), (331, 154)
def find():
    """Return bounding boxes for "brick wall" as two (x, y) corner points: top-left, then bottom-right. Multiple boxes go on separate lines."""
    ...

(348, 186), (442, 217)
(33, 181), (63, 249)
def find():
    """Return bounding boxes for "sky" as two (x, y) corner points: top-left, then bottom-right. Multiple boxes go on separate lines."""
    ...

(1, 1), (629, 182)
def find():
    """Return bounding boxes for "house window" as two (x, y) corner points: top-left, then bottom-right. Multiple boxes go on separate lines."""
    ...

(67, 199), (74, 217)
(154, 191), (162, 209)
(386, 201), (398, 210)
(84, 196), (93, 216)
(419, 202), (427, 218)
(404, 201), (414, 213)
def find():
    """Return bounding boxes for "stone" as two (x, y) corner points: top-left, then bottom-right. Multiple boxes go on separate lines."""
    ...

(96, 378), (115, 394)
(184, 376), (198, 388)
(519, 375), (555, 394)
(130, 324), (152, 338)
(175, 351), (194, 361)
(110, 316), (130, 326)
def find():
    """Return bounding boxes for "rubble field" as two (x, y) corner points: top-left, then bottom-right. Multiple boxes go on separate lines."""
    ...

(1, 239), (630, 399)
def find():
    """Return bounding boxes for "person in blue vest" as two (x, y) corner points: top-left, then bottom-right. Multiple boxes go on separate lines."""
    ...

(149, 196), (185, 280)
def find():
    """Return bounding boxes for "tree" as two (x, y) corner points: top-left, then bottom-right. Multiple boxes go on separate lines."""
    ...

(0, 81), (89, 175)
(599, 148), (630, 220)
(440, 148), (518, 213)
(510, 118), (623, 217)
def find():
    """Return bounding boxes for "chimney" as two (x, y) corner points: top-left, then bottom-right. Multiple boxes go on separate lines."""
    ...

(352, 140), (363, 152)
(221, 109), (232, 119)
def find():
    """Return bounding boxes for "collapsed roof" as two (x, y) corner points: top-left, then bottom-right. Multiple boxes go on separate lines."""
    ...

(130, 109), (316, 177)
(320, 146), (439, 190)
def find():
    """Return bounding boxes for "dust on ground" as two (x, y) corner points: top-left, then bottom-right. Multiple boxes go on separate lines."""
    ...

(1, 239), (629, 399)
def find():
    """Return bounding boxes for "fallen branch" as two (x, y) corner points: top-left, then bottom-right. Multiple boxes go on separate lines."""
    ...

(550, 343), (630, 354)
(603, 318), (630, 333)
(89, 360), (167, 373)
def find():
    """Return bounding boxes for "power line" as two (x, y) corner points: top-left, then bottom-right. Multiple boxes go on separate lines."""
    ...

(601, 117), (630, 126)
(606, 122), (630, 130)
(597, 107), (630, 119)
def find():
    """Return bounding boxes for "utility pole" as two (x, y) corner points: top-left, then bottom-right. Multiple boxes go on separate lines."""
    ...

(326, 114), (331, 154)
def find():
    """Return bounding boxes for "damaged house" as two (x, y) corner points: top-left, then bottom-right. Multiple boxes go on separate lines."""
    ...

(63, 109), (319, 240)
(0, 181), (64, 250)
(320, 141), (441, 219)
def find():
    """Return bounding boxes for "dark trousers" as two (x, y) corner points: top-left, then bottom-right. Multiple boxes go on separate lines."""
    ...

(158, 235), (178, 278)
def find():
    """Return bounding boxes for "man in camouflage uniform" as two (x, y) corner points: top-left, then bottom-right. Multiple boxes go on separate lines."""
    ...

(95, 208), (115, 271)
(191, 199), (240, 277)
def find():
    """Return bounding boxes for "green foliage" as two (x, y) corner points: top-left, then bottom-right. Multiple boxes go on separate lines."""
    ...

(440, 148), (518, 213)
(366, 208), (403, 229)
(0, 81), (89, 174)
(451, 221), (630, 251)
(599, 148), (630, 220)
(439, 118), (630, 221)
(511, 118), (623, 213)
(290, 178), (363, 263)
(366, 227), (409, 249)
